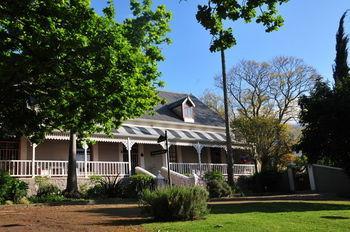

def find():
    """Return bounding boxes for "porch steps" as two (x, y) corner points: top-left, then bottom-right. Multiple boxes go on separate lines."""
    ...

(135, 166), (156, 178)
(160, 167), (203, 186)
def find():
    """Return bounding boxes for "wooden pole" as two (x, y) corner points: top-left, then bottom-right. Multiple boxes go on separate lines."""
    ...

(165, 131), (172, 186)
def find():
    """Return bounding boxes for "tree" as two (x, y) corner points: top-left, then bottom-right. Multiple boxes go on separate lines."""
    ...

(0, 0), (171, 196)
(220, 56), (317, 124)
(195, 0), (289, 185)
(232, 116), (295, 172)
(297, 80), (337, 166)
(200, 89), (226, 118)
(297, 11), (350, 174)
(333, 10), (349, 86)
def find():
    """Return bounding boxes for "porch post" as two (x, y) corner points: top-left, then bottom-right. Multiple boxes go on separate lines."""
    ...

(194, 143), (203, 175)
(127, 138), (132, 175)
(31, 143), (37, 178)
(82, 142), (88, 178)
(139, 144), (145, 168)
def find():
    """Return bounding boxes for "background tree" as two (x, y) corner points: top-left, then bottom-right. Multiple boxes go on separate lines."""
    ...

(333, 10), (349, 86)
(220, 56), (317, 124)
(232, 116), (294, 172)
(0, 0), (171, 196)
(297, 10), (350, 174)
(195, 0), (289, 185)
(297, 81), (336, 166)
(200, 89), (226, 118)
(211, 56), (315, 172)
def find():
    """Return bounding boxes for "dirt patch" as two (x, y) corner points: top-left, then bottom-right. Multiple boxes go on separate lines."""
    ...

(0, 203), (148, 232)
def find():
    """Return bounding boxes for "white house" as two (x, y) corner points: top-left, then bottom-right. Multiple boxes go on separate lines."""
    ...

(0, 91), (255, 179)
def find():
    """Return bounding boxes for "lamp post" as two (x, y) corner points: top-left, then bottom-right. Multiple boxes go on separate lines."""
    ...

(157, 131), (171, 186)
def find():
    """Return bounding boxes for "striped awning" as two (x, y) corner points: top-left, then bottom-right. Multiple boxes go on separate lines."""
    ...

(114, 125), (226, 143)
(46, 125), (228, 144)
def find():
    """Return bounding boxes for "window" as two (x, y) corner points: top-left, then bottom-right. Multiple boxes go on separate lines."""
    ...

(169, 146), (177, 163)
(183, 106), (193, 118)
(0, 141), (19, 160)
(182, 102), (194, 123)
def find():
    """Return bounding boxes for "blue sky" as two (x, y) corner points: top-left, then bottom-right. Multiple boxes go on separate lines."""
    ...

(91, 0), (350, 96)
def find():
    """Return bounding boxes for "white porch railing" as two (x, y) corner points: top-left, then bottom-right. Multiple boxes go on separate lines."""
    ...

(169, 162), (255, 177)
(0, 160), (129, 177)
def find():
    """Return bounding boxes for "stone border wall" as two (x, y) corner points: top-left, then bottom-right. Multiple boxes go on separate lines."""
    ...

(20, 177), (93, 196)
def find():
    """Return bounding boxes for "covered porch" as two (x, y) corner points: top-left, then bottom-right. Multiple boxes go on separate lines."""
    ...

(0, 124), (255, 178)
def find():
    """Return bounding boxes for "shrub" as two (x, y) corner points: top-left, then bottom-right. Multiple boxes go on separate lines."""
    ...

(18, 197), (30, 205)
(204, 171), (225, 182)
(0, 171), (28, 204)
(204, 171), (232, 198)
(34, 176), (61, 197)
(237, 171), (285, 193)
(236, 175), (255, 194)
(87, 175), (121, 198)
(79, 183), (90, 198)
(122, 174), (155, 198)
(30, 194), (67, 203)
(206, 179), (232, 198)
(140, 186), (209, 221)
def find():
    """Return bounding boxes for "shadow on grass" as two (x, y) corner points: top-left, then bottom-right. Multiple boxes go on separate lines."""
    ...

(74, 201), (350, 226)
(209, 201), (350, 214)
(321, 216), (350, 220)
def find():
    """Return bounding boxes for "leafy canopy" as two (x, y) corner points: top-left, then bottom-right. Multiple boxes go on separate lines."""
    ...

(297, 11), (350, 173)
(0, 0), (171, 142)
(195, 0), (289, 52)
(232, 116), (295, 171)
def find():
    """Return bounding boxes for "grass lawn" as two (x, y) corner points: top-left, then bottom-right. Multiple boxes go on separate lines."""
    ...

(143, 200), (350, 232)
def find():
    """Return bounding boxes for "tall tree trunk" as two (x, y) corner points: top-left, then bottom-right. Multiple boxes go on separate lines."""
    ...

(65, 131), (79, 197)
(220, 48), (235, 186)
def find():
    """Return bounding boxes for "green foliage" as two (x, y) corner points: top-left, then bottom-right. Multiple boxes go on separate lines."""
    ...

(18, 196), (30, 205)
(297, 12), (350, 175)
(123, 174), (155, 198)
(333, 11), (350, 85)
(297, 79), (350, 174)
(195, 0), (289, 52)
(144, 201), (350, 232)
(140, 186), (209, 221)
(206, 180), (232, 198)
(233, 116), (294, 172)
(30, 176), (87, 203)
(0, 0), (171, 195)
(0, 0), (171, 142)
(30, 194), (67, 203)
(0, 171), (28, 204)
(204, 171), (232, 198)
(84, 174), (154, 199)
(237, 171), (286, 193)
(86, 175), (121, 198)
(34, 176), (61, 197)
(204, 171), (225, 182)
